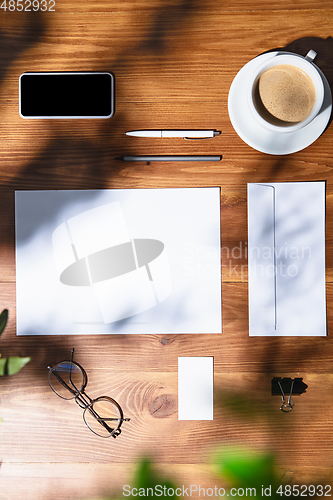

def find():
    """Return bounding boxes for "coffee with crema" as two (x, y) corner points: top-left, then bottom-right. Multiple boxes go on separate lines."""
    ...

(258, 64), (316, 123)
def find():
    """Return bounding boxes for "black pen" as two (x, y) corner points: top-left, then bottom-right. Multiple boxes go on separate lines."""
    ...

(117, 155), (222, 162)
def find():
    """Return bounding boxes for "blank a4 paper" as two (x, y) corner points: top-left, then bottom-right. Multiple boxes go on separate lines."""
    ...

(15, 188), (222, 335)
(178, 357), (214, 420)
(248, 181), (326, 336)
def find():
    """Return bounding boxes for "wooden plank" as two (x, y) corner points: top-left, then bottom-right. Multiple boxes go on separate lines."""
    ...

(0, 461), (331, 500)
(1, 279), (333, 369)
(0, 12), (332, 102)
(0, 0), (332, 15)
(0, 374), (332, 475)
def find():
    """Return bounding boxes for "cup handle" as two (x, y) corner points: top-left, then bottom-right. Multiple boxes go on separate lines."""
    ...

(305, 50), (317, 62)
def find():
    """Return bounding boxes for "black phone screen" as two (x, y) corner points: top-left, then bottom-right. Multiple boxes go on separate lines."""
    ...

(19, 72), (114, 119)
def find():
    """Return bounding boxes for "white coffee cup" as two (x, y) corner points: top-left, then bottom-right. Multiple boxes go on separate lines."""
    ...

(248, 50), (324, 133)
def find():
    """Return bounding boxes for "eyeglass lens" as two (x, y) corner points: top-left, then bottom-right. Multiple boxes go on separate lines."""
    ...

(84, 397), (122, 438)
(49, 362), (85, 400)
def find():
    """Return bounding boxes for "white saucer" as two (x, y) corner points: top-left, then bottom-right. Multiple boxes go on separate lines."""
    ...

(228, 51), (332, 155)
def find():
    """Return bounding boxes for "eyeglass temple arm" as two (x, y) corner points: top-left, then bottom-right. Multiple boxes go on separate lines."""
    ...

(86, 405), (117, 435)
(99, 417), (131, 422)
(47, 347), (77, 395)
(47, 365), (77, 397)
(69, 348), (76, 389)
(85, 403), (130, 437)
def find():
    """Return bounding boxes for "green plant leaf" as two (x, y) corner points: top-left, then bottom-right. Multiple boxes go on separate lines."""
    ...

(7, 356), (31, 375)
(0, 309), (8, 337)
(133, 458), (178, 498)
(213, 447), (277, 489)
(0, 356), (7, 376)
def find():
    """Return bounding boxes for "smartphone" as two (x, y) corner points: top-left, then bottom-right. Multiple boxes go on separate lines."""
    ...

(19, 72), (114, 119)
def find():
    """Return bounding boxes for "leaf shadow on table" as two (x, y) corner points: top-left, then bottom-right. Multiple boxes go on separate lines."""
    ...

(135, 0), (201, 54)
(0, 11), (47, 84)
(0, 0), (207, 402)
(0, 0), (204, 244)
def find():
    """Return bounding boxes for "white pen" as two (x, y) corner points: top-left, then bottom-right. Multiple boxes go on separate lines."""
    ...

(125, 129), (221, 139)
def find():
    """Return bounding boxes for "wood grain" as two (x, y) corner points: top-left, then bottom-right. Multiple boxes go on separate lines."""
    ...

(0, 0), (333, 499)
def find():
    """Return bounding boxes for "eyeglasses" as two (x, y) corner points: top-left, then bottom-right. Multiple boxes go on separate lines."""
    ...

(47, 348), (130, 438)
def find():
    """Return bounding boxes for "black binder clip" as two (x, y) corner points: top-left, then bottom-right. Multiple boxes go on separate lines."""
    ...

(271, 377), (307, 413)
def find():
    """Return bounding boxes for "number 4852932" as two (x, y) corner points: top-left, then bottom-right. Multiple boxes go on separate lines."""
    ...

(0, 0), (55, 11)
(276, 485), (332, 497)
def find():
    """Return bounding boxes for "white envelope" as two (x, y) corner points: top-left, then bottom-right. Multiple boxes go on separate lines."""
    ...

(248, 182), (326, 336)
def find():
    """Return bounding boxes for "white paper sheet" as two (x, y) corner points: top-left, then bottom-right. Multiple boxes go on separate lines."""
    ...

(248, 182), (326, 336)
(178, 357), (214, 420)
(15, 188), (222, 335)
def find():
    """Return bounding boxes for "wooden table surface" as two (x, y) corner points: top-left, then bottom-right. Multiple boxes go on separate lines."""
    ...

(1, 1), (333, 499)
